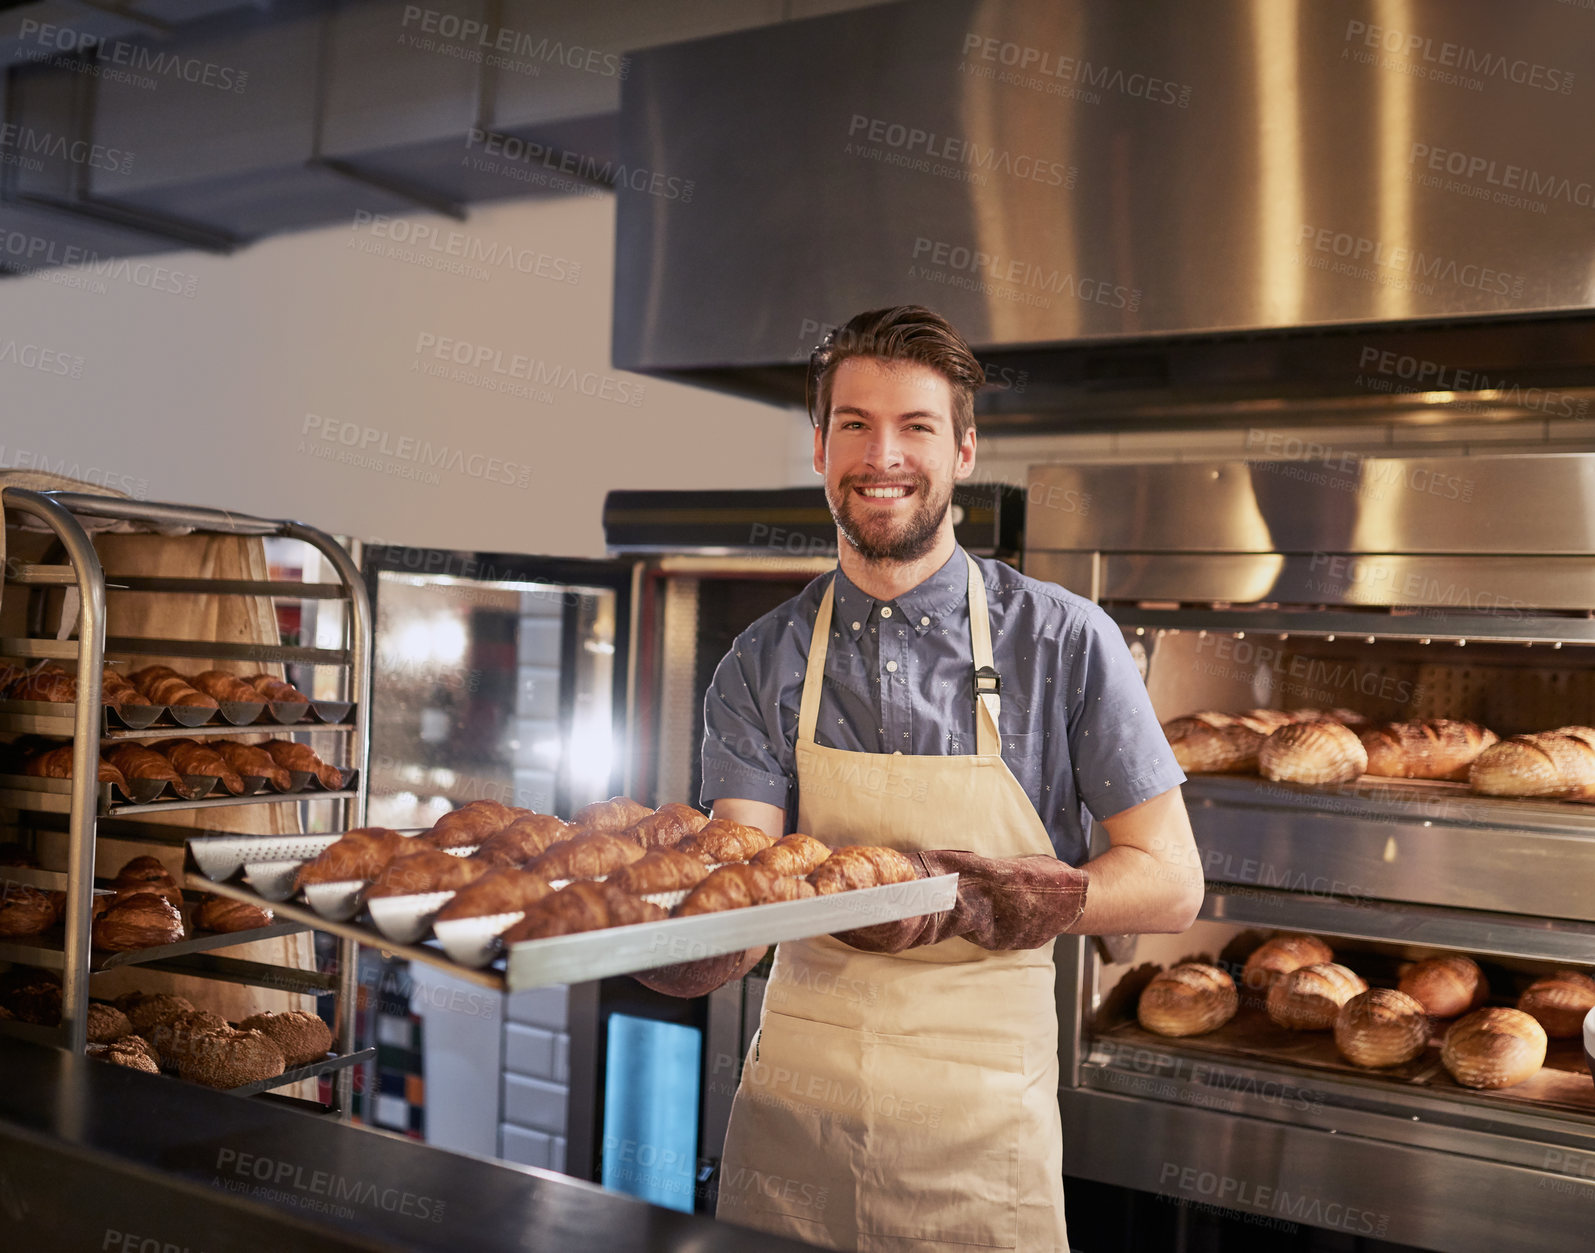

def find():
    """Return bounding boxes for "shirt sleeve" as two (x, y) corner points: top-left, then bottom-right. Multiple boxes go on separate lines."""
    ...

(699, 637), (795, 814)
(1066, 605), (1185, 819)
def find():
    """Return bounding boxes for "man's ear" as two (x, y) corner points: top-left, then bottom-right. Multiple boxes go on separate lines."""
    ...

(954, 426), (977, 481)
(812, 420), (826, 475)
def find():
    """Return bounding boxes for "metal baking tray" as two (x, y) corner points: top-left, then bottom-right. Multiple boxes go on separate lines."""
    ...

(0, 768), (358, 811)
(0, 696), (355, 733)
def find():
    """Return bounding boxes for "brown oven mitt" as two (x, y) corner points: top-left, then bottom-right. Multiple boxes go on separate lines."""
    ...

(632, 946), (766, 998)
(833, 850), (1089, 953)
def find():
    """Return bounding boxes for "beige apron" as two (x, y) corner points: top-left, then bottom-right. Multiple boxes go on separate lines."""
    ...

(717, 553), (1068, 1252)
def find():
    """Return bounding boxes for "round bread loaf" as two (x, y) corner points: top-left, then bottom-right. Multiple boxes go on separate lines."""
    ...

(1334, 988), (1430, 1067)
(1517, 970), (1595, 1039)
(1241, 934), (1335, 992)
(1441, 1007), (1546, 1089)
(1266, 963), (1367, 1030)
(149, 1009), (230, 1067)
(239, 1010), (333, 1068)
(177, 1027), (286, 1088)
(1258, 720), (1368, 785)
(1137, 963), (1238, 1037)
(86, 1002), (134, 1044)
(1398, 955), (1488, 1018)
(88, 1039), (161, 1074)
(116, 991), (195, 1035)
(0, 884), (57, 937)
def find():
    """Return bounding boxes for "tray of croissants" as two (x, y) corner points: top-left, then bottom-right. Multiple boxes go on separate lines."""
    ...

(0, 660), (352, 730)
(1163, 706), (1595, 802)
(1123, 934), (1595, 1106)
(1, 737), (354, 806)
(187, 797), (958, 988)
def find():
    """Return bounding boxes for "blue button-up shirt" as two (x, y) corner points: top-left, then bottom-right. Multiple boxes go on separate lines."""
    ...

(700, 547), (1185, 865)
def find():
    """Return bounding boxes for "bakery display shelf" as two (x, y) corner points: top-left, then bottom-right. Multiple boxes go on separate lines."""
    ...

(132, 951), (336, 996)
(224, 1046), (375, 1098)
(0, 773), (359, 816)
(1106, 604), (1595, 646)
(0, 637), (353, 666)
(1199, 887), (1595, 965)
(0, 921), (310, 974)
(1, 865), (68, 891)
(0, 697), (356, 736)
(105, 577), (352, 600)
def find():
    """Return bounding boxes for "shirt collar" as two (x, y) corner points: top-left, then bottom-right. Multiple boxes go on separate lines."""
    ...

(832, 546), (967, 640)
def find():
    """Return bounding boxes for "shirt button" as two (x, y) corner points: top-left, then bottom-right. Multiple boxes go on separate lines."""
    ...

(886, 661), (898, 673)
(920, 616), (930, 626)
(851, 621), (861, 631)
(880, 607), (893, 618)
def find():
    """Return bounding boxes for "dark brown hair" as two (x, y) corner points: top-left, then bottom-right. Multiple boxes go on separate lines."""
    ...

(806, 306), (985, 446)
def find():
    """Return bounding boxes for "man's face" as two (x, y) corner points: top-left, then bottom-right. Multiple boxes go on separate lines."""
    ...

(813, 356), (976, 564)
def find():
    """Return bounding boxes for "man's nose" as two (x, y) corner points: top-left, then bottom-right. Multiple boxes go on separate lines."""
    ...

(865, 429), (904, 468)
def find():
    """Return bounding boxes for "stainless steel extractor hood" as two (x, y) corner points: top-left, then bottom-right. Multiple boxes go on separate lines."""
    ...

(612, 0), (1595, 422)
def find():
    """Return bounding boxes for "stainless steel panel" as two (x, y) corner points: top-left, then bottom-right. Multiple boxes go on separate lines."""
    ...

(1061, 1088), (1595, 1253)
(1109, 606), (1595, 644)
(1027, 455), (1595, 555)
(1020, 551), (1099, 600)
(617, 0), (1595, 370)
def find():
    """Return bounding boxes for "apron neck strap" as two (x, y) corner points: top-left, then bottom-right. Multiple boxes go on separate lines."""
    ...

(796, 552), (1000, 752)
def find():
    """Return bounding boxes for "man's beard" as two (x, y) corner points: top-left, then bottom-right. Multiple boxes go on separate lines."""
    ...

(827, 470), (954, 564)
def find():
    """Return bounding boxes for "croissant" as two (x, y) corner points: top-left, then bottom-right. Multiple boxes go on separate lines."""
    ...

(676, 863), (815, 916)
(137, 673), (219, 710)
(260, 740), (343, 789)
(93, 894), (184, 950)
(101, 669), (153, 709)
(198, 894), (274, 933)
(1360, 720), (1498, 781)
(1469, 727), (1595, 800)
(434, 869), (555, 921)
(128, 665), (179, 688)
(243, 673), (310, 703)
(527, 834), (647, 882)
(191, 670), (266, 705)
(1258, 720), (1368, 785)
(213, 742), (291, 790)
(425, 800), (521, 849)
(676, 819), (776, 865)
(470, 815), (575, 868)
(103, 744), (184, 788)
(501, 880), (666, 941)
(1168, 723), (1266, 774)
(23, 746), (128, 789)
(367, 848), (492, 898)
(8, 665), (78, 703)
(808, 845), (918, 895)
(750, 833), (833, 877)
(149, 738), (246, 795)
(294, 827), (408, 888)
(608, 848), (712, 896)
(571, 796), (654, 834)
(110, 855), (182, 909)
(621, 803), (710, 849)
(0, 662), (29, 696)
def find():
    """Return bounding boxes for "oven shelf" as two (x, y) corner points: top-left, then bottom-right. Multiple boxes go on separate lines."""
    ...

(1105, 605), (1595, 645)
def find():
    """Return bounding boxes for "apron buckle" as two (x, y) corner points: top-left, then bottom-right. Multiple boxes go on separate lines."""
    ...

(972, 665), (1002, 703)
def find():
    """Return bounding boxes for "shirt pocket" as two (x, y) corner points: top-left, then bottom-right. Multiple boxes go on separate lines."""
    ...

(995, 728), (1048, 814)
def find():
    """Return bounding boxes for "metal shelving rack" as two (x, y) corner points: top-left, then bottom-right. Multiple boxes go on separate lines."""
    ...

(0, 488), (372, 1115)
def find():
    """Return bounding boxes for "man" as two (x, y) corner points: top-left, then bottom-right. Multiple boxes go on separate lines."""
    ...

(641, 306), (1202, 1251)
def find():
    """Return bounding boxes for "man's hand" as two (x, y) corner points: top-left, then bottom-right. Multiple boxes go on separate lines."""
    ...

(632, 945), (767, 998)
(834, 850), (1088, 953)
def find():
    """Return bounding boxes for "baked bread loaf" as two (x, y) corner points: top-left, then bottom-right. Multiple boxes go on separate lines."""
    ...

(109, 855), (183, 909)
(93, 894), (184, 950)
(750, 833), (833, 877)
(191, 669), (266, 705)
(434, 869), (554, 921)
(424, 800), (521, 849)
(808, 845), (917, 895)
(115, 991), (195, 1036)
(367, 848), (491, 898)
(1266, 963), (1367, 1030)
(1360, 720), (1497, 781)
(1137, 963), (1239, 1037)
(178, 1027), (286, 1088)
(239, 1010), (333, 1068)
(1259, 720), (1368, 785)
(1241, 934), (1335, 992)
(501, 880), (666, 941)
(621, 803), (711, 849)
(198, 894), (274, 933)
(86, 1002), (134, 1044)
(0, 884), (57, 937)
(1469, 727), (1595, 800)
(150, 739), (245, 795)
(1517, 970), (1595, 1038)
(1161, 709), (1295, 740)
(1334, 988), (1430, 1067)
(24, 745), (129, 790)
(244, 673), (310, 703)
(149, 1009), (230, 1067)
(260, 739), (343, 789)
(88, 1039), (161, 1073)
(294, 828), (408, 888)
(1441, 1007), (1547, 1089)
(1168, 723), (1266, 774)
(470, 815), (574, 868)
(676, 864), (816, 916)
(607, 849), (712, 896)
(572, 796), (654, 834)
(0, 967), (62, 1025)
(1398, 955), (1488, 1018)
(528, 834), (647, 882)
(676, 819), (776, 864)
(213, 742), (291, 791)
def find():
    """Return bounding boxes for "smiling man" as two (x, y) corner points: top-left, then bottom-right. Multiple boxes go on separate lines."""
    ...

(643, 306), (1203, 1252)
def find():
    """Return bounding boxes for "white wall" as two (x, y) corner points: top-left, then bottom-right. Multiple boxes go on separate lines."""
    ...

(0, 192), (816, 558)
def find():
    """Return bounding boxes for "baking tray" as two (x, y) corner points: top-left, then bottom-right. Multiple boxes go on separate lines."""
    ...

(0, 697), (355, 733)
(0, 768), (358, 811)
(224, 1047), (374, 1098)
